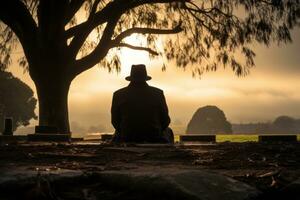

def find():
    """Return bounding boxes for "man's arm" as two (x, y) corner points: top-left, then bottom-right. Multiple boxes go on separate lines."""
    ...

(111, 92), (121, 132)
(160, 91), (171, 130)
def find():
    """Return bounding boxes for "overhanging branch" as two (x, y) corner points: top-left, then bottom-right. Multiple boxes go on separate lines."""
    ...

(113, 23), (183, 44)
(89, 0), (102, 19)
(65, 0), (117, 39)
(65, 0), (184, 38)
(64, 0), (85, 25)
(0, 0), (38, 63)
(115, 43), (159, 55)
(72, 17), (120, 76)
(69, 0), (184, 75)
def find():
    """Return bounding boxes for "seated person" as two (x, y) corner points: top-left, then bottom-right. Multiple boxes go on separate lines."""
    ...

(111, 64), (174, 143)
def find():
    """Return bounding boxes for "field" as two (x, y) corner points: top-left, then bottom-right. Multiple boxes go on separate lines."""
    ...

(174, 134), (300, 142)
(216, 135), (258, 142)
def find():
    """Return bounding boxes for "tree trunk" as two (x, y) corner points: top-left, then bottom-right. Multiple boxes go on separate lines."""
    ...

(35, 78), (71, 134)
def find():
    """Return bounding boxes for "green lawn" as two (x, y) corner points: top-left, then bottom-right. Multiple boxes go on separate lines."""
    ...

(216, 135), (258, 142)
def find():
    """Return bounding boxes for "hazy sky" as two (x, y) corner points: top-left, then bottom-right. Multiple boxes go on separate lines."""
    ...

(10, 29), (300, 134)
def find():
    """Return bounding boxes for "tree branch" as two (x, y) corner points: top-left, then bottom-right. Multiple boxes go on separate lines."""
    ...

(115, 43), (159, 55)
(69, 0), (184, 75)
(0, 0), (38, 63)
(65, 1), (117, 39)
(65, 0), (183, 38)
(64, 0), (85, 25)
(89, 0), (102, 19)
(66, 1), (118, 58)
(112, 23), (183, 44)
(72, 17), (120, 76)
(183, 2), (239, 28)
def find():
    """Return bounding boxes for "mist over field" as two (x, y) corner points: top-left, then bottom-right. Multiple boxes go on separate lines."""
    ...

(10, 29), (300, 136)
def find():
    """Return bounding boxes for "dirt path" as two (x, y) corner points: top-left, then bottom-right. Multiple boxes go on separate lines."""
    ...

(0, 142), (299, 199)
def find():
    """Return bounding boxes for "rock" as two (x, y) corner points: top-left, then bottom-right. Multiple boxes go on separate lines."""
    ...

(0, 168), (83, 186)
(0, 169), (84, 200)
(281, 177), (300, 197)
(186, 105), (232, 134)
(0, 168), (260, 200)
(96, 169), (261, 200)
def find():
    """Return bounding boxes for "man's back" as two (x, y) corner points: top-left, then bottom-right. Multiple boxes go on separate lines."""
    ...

(111, 82), (170, 142)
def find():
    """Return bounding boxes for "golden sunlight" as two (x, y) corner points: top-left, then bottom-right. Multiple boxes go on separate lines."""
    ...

(118, 34), (153, 76)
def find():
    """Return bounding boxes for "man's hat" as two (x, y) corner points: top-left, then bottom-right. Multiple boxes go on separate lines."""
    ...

(125, 64), (152, 81)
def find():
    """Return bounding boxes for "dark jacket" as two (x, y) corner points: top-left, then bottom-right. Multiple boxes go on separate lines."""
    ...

(111, 82), (170, 142)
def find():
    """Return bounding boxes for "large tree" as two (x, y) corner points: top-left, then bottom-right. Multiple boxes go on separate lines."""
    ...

(0, 70), (37, 131)
(0, 0), (299, 134)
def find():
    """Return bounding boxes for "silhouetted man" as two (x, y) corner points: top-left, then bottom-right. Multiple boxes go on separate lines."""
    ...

(111, 64), (173, 143)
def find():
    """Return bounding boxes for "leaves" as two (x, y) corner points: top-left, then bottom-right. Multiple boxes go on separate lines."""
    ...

(0, 0), (299, 77)
(0, 71), (37, 131)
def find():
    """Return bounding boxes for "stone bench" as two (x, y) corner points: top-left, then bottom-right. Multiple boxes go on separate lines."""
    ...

(179, 135), (216, 142)
(258, 135), (298, 142)
(27, 126), (70, 142)
(100, 134), (216, 143)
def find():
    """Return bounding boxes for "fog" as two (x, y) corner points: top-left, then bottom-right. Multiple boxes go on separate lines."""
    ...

(10, 29), (300, 135)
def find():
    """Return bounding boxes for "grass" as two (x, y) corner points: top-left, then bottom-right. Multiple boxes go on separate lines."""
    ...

(216, 135), (258, 142)
(174, 134), (300, 143)
(174, 135), (180, 142)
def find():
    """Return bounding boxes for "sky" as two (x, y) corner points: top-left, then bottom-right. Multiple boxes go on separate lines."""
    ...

(10, 28), (300, 135)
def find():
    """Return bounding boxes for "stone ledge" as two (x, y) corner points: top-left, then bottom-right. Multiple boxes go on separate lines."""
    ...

(27, 134), (71, 142)
(258, 135), (297, 142)
(180, 135), (216, 142)
(0, 169), (261, 200)
(0, 135), (27, 142)
(101, 134), (113, 141)
(35, 126), (58, 133)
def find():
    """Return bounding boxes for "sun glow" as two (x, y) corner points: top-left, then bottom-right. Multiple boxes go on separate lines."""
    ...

(118, 34), (155, 76)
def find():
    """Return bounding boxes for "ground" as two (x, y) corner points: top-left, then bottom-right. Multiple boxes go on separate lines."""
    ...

(0, 141), (299, 199)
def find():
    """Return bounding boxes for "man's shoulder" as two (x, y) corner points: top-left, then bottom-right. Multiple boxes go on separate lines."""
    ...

(113, 87), (128, 95)
(114, 85), (164, 95)
(148, 86), (164, 94)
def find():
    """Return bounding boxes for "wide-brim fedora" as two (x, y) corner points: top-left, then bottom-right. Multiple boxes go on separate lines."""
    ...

(125, 64), (152, 81)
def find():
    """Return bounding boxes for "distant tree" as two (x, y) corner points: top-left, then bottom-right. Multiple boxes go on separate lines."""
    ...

(186, 105), (232, 134)
(273, 115), (296, 131)
(0, 70), (37, 131)
(1, 0), (299, 133)
(295, 119), (300, 130)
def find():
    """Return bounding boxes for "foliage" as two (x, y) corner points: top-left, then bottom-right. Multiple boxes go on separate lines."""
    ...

(273, 115), (297, 131)
(273, 115), (295, 126)
(0, 70), (37, 131)
(0, 0), (299, 77)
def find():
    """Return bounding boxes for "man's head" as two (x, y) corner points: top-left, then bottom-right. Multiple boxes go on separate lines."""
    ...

(125, 64), (151, 83)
